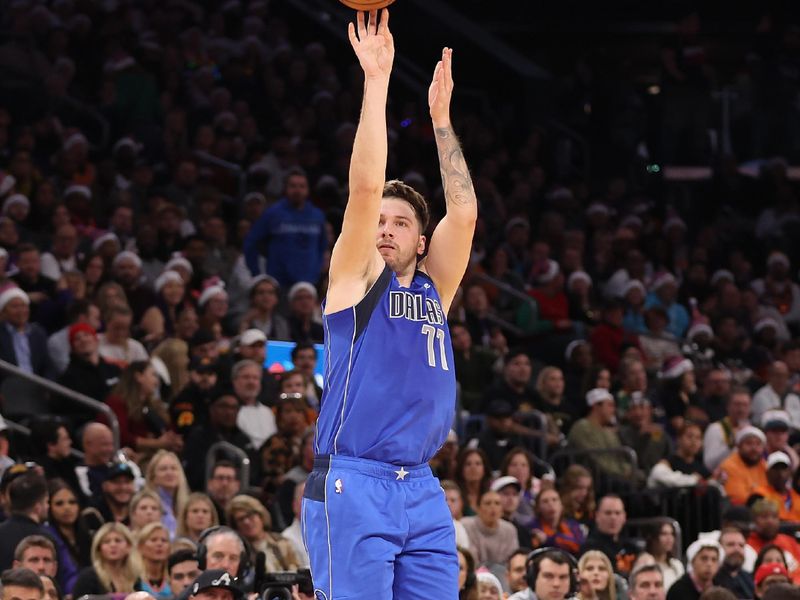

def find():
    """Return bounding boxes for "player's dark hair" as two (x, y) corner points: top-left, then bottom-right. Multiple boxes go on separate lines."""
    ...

(383, 179), (430, 233)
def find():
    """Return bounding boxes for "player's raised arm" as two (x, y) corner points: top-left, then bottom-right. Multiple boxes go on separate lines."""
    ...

(422, 48), (478, 313)
(327, 10), (393, 298)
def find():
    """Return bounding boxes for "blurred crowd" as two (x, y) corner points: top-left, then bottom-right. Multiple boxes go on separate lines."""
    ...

(0, 1), (799, 600)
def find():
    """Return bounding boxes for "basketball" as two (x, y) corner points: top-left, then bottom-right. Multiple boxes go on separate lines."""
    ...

(339, 0), (396, 10)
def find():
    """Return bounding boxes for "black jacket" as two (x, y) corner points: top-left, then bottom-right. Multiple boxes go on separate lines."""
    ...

(58, 356), (120, 426)
(666, 573), (702, 600)
(0, 514), (52, 571)
(184, 423), (255, 490)
(713, 564), (755, 599)
(579, 530), (639, 577)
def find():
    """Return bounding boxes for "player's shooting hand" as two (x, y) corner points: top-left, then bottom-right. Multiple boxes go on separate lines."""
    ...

(348, 9), (394, 81)
(428, 47), (454, 128)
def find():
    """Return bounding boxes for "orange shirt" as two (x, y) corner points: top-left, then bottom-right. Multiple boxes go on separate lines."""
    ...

(719, 452), (768, 505)
(752, 485), (800, 522)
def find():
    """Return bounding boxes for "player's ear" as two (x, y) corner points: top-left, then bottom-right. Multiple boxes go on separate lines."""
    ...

(417, 234), (426, 256)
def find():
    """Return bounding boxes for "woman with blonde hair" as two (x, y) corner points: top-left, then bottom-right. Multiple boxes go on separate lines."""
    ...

(136, 522), (172, 599)
(130, 489), (164, 533)
(177, 492), (219, 542)
(227, 494), (298, 572)
(577, 550), (618, 600)
(71, 522), (141, 596)
(150, 338), (190, 400)
(145, 450), (190, 539)
(104, 361), (183, 454)
(534, 365), (575, 447)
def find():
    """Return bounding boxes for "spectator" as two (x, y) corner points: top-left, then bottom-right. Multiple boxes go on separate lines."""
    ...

(286, 282), (323, 344)
(751, 452), (800, 521)
(489, 476), (529, 547)
(244, 170), (327, 287)
(290, 343), (323, 407)
(11, 244), (59, 329)
(615, 357), (649, 417)
(534, 366), (578, 443)
(752, 361), (800, 429)
(455, 448), (492, 517)
(227, 494), (298, 573)
(474, 400), (540, 471)
(761, 410), (799, 471)
(461, 490), (518, 567)
(500, 447), (552, 530)
(746, 500), (800, 570)
(143, 450), (189, 540)
(197, 280), (232, 338)
(29, 419), (83, 504)
(0, 471), (51, 571)
(74, 423), (117, 501)
(47, 300), (101, 376)
(40, 225), (80, 281)
(240, 276), (290, 341)
(645, 273), (689, 338)
(508, 547), (574, 600)
(644, 523), (685, 591)
(713, 527), (754, 600)
(717, 426), (768, 505)
(648, 421), (710, 488)
(11, 536), (57, 578)
(441, 480), (471, 550)
(620, 392), (670, 473)
(98, 305), (149, 369)
(169, 356), (219, 436)
(196, 527), (246, 578)
(568, 389), (635, 482)
(85, 461), (135, 527)
(129, 489), (163, 534)
(111, 252), (156, 323)
(704, 388), (752, 473)
(0, 568), (45, 600)
(43, 480), (90, 593)
(475, 570), (504, 599)
(140, 271), (187, 343)
(150, 338), (191, 403)
(167, 550), (200, 598)
(762, 583), (800, 599)
(507, 548), (531, 596)
(58, 323), (121, 426)
(205, 461), (241, 527)
(657, 357), (702, 432)
(580, 494), (639, 577)
(560, 464), (596, 528)
(754, 563), (791, 599)
(590, 300), (637, 373)
(135, 522), (171, 599)
(176, 493), (218, 543)
(577, 550), (618, 600)
(451, 321), (498, 413)
(667, 539), (723, 600)
(482, 349), (537, 414)
(71, 523), (140, 596)
(628, 563), (667, 600)
(232, 360), (276, 450)
(0, 286), (49, 377)
(698, 369), (734, 425)
(529, 487), (584, 555)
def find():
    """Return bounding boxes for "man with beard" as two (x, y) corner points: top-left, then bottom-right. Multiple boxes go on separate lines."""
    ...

(83, 461), (135, 532)
(761, 410), (799, 469)
(170, 356), (219, 434)
(746, 499), (800, 569)
(753, 361), (800, 429)
(111, 251), (156, 322)
(752, 451), (800, 521)
(713, 527), (754, 598)
(717, 426), (768, 505)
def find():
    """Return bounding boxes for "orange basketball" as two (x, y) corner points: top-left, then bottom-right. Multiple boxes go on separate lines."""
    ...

(339, 0), (396, 10)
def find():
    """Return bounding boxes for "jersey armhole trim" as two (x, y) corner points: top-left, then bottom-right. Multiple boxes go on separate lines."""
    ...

(353, 264), (392, 340)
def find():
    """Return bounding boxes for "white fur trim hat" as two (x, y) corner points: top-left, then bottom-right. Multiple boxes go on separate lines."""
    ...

(154, 270), (183, 293)
(586, 388), (613, 407)
(734, 425), (766, 446)
(112, 250), (142, 269)
(0, 287), (29, 312)
(288, 281), (317, 302)
(198, 283), (227, 307)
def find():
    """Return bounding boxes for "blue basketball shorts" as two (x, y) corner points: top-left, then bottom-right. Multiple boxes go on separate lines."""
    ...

(301, 454), (459, 600)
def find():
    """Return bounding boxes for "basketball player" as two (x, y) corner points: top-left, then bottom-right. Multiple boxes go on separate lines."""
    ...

(301, 8), (477, 600)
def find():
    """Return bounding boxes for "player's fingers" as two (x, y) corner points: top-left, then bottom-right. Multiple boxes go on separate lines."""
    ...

(433, 60), (443, 81)
(369, 10), (378, 35)
(379, 8), (390, 33)
(444, 48), (454, 88)
(348, 22), (358, 47)
(357, 11), (366, 40)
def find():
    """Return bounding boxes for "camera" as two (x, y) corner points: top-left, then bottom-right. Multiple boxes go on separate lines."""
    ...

(259, 569), (313, 600)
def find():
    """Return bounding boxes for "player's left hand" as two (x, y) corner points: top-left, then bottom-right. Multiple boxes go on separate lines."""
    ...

(428, 47), (453, 128)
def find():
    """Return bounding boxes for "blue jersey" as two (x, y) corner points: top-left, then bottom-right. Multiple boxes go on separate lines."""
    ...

(315, 265), (456, 465)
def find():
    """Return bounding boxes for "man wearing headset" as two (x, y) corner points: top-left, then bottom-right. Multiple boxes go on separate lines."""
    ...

(508, 548), (575, 600)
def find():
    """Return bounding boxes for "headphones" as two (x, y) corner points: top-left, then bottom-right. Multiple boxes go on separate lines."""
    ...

(525, 547), (579, 597)
(196, 526), (253, 580)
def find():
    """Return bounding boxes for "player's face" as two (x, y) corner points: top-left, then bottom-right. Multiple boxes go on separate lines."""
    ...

(377, 198), (424, 274)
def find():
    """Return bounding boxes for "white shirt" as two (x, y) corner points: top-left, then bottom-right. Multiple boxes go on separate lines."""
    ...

(281, 518), (309, 568)
(40, 252), (77, 280)
(752, 384), (800, 429)
(98, 335), (149, 368)
(236, 403), (277, 450)
(47, 326), (71, 375)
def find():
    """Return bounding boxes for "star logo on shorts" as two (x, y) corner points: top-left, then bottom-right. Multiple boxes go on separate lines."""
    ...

(395, 467), (409, 481)
(423, 283), (430, 289)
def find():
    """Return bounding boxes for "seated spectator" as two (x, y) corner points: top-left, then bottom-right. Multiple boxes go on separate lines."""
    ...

(718, 426), (768, 505)
(47, 300), (101, 376)
(43, 480), (91, 593)
(614, 357), (649, 417)
(11, 535), (57, 578)
(183, 393), (255, 490)
(167, 549), (200, 598)
(205, 461), (241, 527)
(11, 244), (60, 329)
(129, 489), (164, 534)
(628, 563), (667, 600)
(754, 562), (791, 599)
(529, 487), (584, 556)
(580, 494), (638, 577)
(0, 286), (49, 377)
(621, 280), (647, 335)
(590, 300), (638, 373)
(0, 470), (51, 571)
(461, 490), (518, 567)
(761, 410), (799, 471)
(140, 271), (186, 344)
(698, 368), (733, 425)
(176, 492), (219, 543)
(649, 421), (710, 488)
(619, 392), (670, 473)
(645, 273), (689, 338)
(227, 494), (298, 572)
(752, 361), (800, 429)
(135, 522), (171, 599)
(289, 343), (323, 408)
(644, 523), (684, 591)
(577, 550), (619, 600)
(144, 450), (189, 540)
(751, 452), (800, 521)
(508, 546), (574, 600)
(85, 461), (136, 528)
(441, 480), (471, 550)
(29, 418), (84, 505)
(455, 448), (492, 517)
(704, 388), (752, 473)
(490, 476), (530, 547)
(451, 321), (498, 413)
(657, 356), (704, 432)
(240, 275), (290, 341)
(41, 574), (61, 600)
(74, 423), (117, 501)
(713, 527), (754, 600)
(218, 329), (279, 405)
(232, 360), (276, 450)
(58, 323), (121, 426)
(98, 305), (149, 369)
(169, 356), (219, 435)
(568, 389), (636, 482)
(640, 306), (681, 371)
(482, 349), (538, 414)
(285, 283), (321, 344)
(500, 447), (554, 530)
(150, 338), (191, 403)
(667, 539), (723, 600)
(507, 548), (531, 596)
(474, 400), (541, 471)
(72, 522), (140, 596)
(746, 500), (800, 573)
(475, 569), (504, 600)
(103, 361), (183, 455)
(0, 568), (45, 600)
(41, 224), (80, 282)
(197, 280), (233, 338)
(534, 366), (579, 443)
(111, 252), (156, 323)
(560, 464), (596, 529)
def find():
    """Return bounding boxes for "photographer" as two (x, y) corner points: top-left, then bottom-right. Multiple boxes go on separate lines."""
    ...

(188, 570), (241, 600)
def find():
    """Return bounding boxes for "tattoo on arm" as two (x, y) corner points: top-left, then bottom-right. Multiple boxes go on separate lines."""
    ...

(435, 127), (476, 208)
